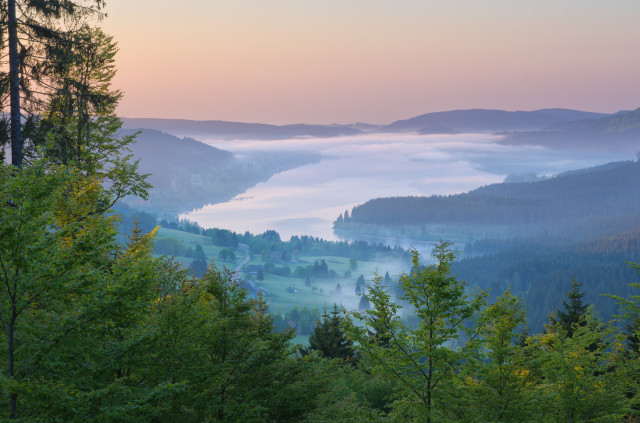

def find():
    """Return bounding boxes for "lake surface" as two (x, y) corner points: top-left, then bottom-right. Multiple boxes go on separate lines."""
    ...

(180, 133), (629, 241)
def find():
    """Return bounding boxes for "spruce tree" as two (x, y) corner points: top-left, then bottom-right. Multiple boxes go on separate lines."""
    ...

(552, 278), (589, 337)
(2, 0), (107, 167)
(308, 305), (356, 362)
(355, 274), (366, 295)
(358, 294), (371, 312)
(383, 271), (392, 287)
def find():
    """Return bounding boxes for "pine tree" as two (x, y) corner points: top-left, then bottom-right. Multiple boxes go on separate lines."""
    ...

(358, 294), (371, 312)
(355, 274), (366, 295)
(348, 273), (400, 348)
(34, 26), (150, 206)
(383, 271), (392, 287)
(550, 278), (589, 337)
(308, 305), (356, 362)
(624, 316), (640, 357)
(2, 0), (107, 167)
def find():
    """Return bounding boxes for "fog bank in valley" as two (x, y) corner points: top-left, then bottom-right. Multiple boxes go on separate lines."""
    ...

(180, 133), (629, 240)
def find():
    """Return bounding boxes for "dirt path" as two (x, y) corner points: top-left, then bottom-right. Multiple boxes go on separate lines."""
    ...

(235, 244), (250, 273)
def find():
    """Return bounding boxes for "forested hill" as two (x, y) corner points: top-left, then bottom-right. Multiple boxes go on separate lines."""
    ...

(126, 129), (234, 170)
(123, 129), (320, 213)
(381, 108), (608, 133)
(500, 107), (640, 151)
(334, 159), (640, 240)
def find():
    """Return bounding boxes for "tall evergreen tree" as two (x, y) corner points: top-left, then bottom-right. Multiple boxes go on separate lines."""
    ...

(348, 272), (400, 348)
(308, 305), (356, 363)
(383, 271), (393, 287)
(355, 274), (366, 295)
(550, 278), (589, 337)
(358, 294), (371, 312)
(2, 0), (107, 167)
(34, 25), (150, 206)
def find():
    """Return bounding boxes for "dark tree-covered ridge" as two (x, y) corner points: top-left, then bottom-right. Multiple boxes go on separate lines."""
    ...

(335, 159), (640, 240)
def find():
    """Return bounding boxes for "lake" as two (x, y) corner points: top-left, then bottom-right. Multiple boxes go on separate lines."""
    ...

(180, 133), (629, 241)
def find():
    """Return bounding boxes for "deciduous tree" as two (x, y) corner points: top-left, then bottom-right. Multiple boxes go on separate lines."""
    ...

(347, 242), (485, 422)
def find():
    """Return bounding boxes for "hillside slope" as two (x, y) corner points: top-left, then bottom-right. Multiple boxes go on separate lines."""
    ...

(124, 130), (320, 213)
(381, 108), (608, 133)
(334, 160), (640, 241)
(500, 107), (640, 151)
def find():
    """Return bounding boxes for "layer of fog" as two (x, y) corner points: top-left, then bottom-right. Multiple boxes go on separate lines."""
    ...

(180, 133), (629, 241)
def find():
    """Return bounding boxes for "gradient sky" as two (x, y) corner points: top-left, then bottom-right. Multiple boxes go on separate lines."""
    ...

(100, 0), (640, 124)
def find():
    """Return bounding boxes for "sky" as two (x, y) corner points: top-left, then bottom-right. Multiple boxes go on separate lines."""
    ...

(100, 0), (640, 125)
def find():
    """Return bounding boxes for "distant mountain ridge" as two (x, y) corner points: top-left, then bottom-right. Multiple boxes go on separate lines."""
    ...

(120, 108), (640, 150)
(381, 108), (609, 133)
(500, 108), (640, 151)
(544, 107), (640, 133)
(121, 118), (363, 140)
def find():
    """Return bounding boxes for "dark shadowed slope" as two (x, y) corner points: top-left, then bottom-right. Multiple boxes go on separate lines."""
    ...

(123, 130), (320, 213)
(334, 160), (640, 240)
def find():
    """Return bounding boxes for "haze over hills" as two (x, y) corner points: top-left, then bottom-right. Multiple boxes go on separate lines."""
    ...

(119, 108), (620, 141)
(113, 113), (640, 332)
(121, 117), (364, 140)
(122, 129), (320, 213)
(328, 159), (640, 329)
(500, 107), (640, 151)
(380, 108), (609, 133)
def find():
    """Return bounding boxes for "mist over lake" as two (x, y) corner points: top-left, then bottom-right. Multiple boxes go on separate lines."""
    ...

(179, 133), (629, 241)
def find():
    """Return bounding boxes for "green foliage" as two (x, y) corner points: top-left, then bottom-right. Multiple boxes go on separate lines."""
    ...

(0, 165), (176, 420)
(529, 312), (631, 422)
(33, 26), (150, 206)
(218, 247), (237, 263)
(456, 290), (535, 422)
(3, 161), (640, 421)
(350, 257), (358, 270)
(142, 265), (322, 422)
(347, 242), (486, 422)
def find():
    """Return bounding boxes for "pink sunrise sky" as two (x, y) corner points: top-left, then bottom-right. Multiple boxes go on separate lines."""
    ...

(101, 0), (640, 125)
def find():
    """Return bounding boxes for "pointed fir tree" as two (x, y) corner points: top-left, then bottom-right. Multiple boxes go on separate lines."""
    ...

(358, 294), (371, 312)
(384, 271), (393, 287)
(355, 274), (366, 295)
(308, 305), (356, 363)
(553, 278), (589, 337)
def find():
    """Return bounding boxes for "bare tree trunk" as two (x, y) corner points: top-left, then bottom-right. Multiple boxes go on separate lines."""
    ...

(8, 0), (23, 168)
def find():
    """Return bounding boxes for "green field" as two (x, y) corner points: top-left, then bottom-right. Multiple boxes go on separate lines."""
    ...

(154, 227), (248, 269)
(154, 227), (408, 317)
